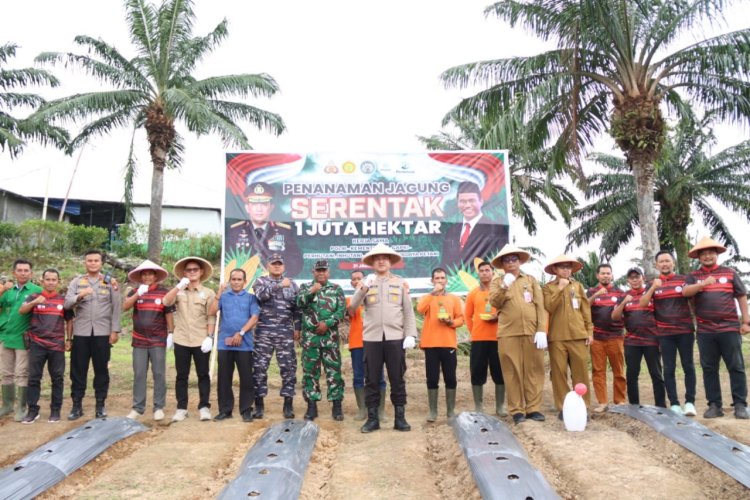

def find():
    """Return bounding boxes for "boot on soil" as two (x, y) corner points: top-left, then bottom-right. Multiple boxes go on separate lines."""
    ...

(252, 397), (264, 419)
(283, 397), (294, 419)
(21, 406), (39, 424)
(495, 384), (508, 417)
(361, 406), (380, 433)
(332, 400), (344, 421)
(304, 400), (318, 421)
(393, 405), (411, 432)
(353, 387), (366, 421)
(446, 388), (457, 419)
(0, 384), (15, 418)
(427, 388), (438, 422)
(378, 388), (387, 422)
(95, 399), (107, 418)
(14, 386), (28, 422)
(68, 399), (84, 421)
(472, 385), (484, 413)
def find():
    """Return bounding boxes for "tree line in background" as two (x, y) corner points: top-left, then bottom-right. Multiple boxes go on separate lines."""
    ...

(3, 0), (750, 272)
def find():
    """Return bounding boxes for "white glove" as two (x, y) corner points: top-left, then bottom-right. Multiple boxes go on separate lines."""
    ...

(176, 277), (190, 290)
(137, 284), (149, 296)
(402, 336), (416, 349)
(364, 273), (377, 288)
(166, 333), (174, 350)
(534, 331), (548, 350)
(200, 336), (213, 353)
(503, 273), (516, 287)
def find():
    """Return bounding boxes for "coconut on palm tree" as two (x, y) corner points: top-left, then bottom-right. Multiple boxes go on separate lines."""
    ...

(33, 0), (285, 262)
(441, 0), (750, 275)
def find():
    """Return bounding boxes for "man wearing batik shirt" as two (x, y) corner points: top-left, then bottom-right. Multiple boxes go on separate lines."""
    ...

(682, 237), (750, 420)
(639, 251), (697, 417)
(18, 269), (72, 424)
(587, 263), (626, 412)
(612, 267), (666, 408)
(122, 260), (174, 422)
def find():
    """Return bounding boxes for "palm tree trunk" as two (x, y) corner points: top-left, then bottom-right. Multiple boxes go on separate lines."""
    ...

(673, 230), (691, 275)
(147, 160), (165, 263)
(631, 158), (659, 277)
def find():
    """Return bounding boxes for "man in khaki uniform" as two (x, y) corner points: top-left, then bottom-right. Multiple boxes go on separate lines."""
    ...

(349, 243), (417, 433)
(163, 256), (216, 422)
(543, 254), (593, 417)
(489, 245), (548, 425)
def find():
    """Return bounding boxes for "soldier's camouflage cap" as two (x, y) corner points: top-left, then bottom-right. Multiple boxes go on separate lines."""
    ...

(313, 260), (329, 270)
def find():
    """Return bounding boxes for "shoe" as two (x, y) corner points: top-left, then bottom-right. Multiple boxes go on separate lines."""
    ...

(360, 406), (380, 433)
(172, 409), (188, 422)
(526, 411), (545, 422)
(332, 400), (344, 421)
(670, 404), (684, 416)
(735, 405), (749, 420)
(48, 409), (61, 423)
(242, 411), (254, 422)
(214, 412), (233, 421)
(683, 402), (697, 417)
(283, 397), (295, 419)
(95, 401), (107, 419)
(703, 403), (724, 418)
(558, 411), (564, 421)
(393, 405), (411, 432)
(126, 410), (141, 419)
(593, 403), (609, 414)
(252, 397), (264, 419)
(68, 403), (84, 421)
(513, 413), (526, 425)
(21, 409), (39, 424)
(153, 409), (165, 421)
(304, 400), (318, 421)
(199, 407), (211, 421)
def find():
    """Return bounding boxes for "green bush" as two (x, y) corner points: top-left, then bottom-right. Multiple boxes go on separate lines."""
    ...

(110, 223), (148, 259)
(66, 225), (108, 253)
(16, 220), (68, 252)
(0, 222), (19, 247)
(161, 233), (221, 262)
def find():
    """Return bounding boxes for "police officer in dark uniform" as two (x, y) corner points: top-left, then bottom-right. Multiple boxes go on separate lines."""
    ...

(226, 182), (303, 277)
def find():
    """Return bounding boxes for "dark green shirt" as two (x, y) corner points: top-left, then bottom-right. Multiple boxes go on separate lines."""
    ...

(296, 281), (345, 333)
(0, 281), (43, 349)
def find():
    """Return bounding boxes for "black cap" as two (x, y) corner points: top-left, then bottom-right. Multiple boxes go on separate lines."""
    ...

(267, 253), (284, 265)
(244, 182), (275, 203)
(313, 260), (329, 270)
(627, 267), (643, 276)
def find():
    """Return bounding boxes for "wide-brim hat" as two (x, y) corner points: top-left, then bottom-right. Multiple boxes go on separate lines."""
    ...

(490, 244), (531, 268)
(128, 259), (168, 284)
(362, 243), (402, 266)
(688, 236), (727, 259)
(544, 254), (583, 274)
(173, 256), (214, 282)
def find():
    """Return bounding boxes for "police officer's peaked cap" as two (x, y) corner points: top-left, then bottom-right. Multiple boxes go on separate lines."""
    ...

(244, 182), (275, 203)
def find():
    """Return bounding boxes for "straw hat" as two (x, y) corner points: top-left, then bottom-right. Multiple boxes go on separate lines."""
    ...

(361, 243), (402, 266)
(544, 254), (583, 274)
(490, 244), (531, 268)
(128, 259), (168, 284)
(688, 236), (727, 259)
(173, 256), (214, 282)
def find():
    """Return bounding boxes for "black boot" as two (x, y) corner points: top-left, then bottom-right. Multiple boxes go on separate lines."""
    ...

(393, 405), (411, 432)
(95, 400), (107, 418)
(283, 397), (294, 419)
(68, 400), (83, 421)
(252, 397), (264, 419)
(360, 406), (380, 433)
(304, 400), (318, 421)
(332, 400), (344, 421)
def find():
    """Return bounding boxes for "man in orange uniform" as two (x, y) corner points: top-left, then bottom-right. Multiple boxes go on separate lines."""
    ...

(465, 261), (505, 415)
(543, 254), (593, 419)
(416, 268), (465, 421)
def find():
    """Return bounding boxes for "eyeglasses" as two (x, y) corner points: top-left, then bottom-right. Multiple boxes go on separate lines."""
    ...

(501, 255), (519, 263)
(184, 267), (201, 273)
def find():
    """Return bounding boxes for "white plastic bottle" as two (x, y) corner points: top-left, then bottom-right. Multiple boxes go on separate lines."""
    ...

(563, 383), (588, 431)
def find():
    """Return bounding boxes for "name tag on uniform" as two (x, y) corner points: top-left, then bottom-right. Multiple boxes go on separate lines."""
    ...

(572, 298), (580, 309)
(523, 291), (532, 303)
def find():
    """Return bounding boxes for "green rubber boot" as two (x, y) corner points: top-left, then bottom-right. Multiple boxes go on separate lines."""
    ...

(354, 387), (366, 421)
(495, 384), (508, 417)
(427, 388), (438, 422)
(14, 386), (27, 422)
(446, 388), (457, 418)
(472, 385), (484, 413)
(0, 384), (15, 418)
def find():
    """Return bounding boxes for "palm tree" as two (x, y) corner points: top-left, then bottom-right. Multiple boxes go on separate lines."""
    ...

(0, 43), (67, 157)
(418, 114), (576, 235)
(34, 0), (285, 262)
(441, 0), (750, 276)
(568, 110), (750, 274)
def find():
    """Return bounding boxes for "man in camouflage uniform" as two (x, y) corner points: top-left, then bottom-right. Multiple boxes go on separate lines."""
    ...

(252, 254), (301, 419)
(296, 260), (346, 421)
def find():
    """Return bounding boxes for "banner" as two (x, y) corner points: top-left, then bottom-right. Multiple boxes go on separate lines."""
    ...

(224, 151), (510, 294)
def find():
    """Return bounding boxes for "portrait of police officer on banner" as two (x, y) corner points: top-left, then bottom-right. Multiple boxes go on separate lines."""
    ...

(226, 182), (303, 277)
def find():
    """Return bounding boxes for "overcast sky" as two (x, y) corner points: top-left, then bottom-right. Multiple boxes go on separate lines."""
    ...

(1, 0), (748, 271)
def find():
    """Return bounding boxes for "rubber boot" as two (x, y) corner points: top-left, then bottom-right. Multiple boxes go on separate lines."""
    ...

(283, 397), (294, 419)
(304, 400), (318, 421)
(14, 386), (27, 422)
(332, 400), (344, 421)
(472, 385), (484, 413)
(378, 388), (387, 422)
(0, 384), (14, 417)
(252, 397), (264, 419)
(393, 405), (411, 431)
(68, 399), (84, 421)
(360, 406), (380, 433)
(354, 388), (366, 421)
(446, 388), (457, 419)
(495, 384), (508, 417)
(427, 388), (439, 422)
(95, 399), (107, 418)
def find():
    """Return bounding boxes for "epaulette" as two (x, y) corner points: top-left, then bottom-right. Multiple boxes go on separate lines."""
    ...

(274, 222), (291, 230)
(231, 221), (247, 228)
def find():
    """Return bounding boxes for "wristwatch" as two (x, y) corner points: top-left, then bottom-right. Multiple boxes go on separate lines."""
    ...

(238, 330), (246, 336)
